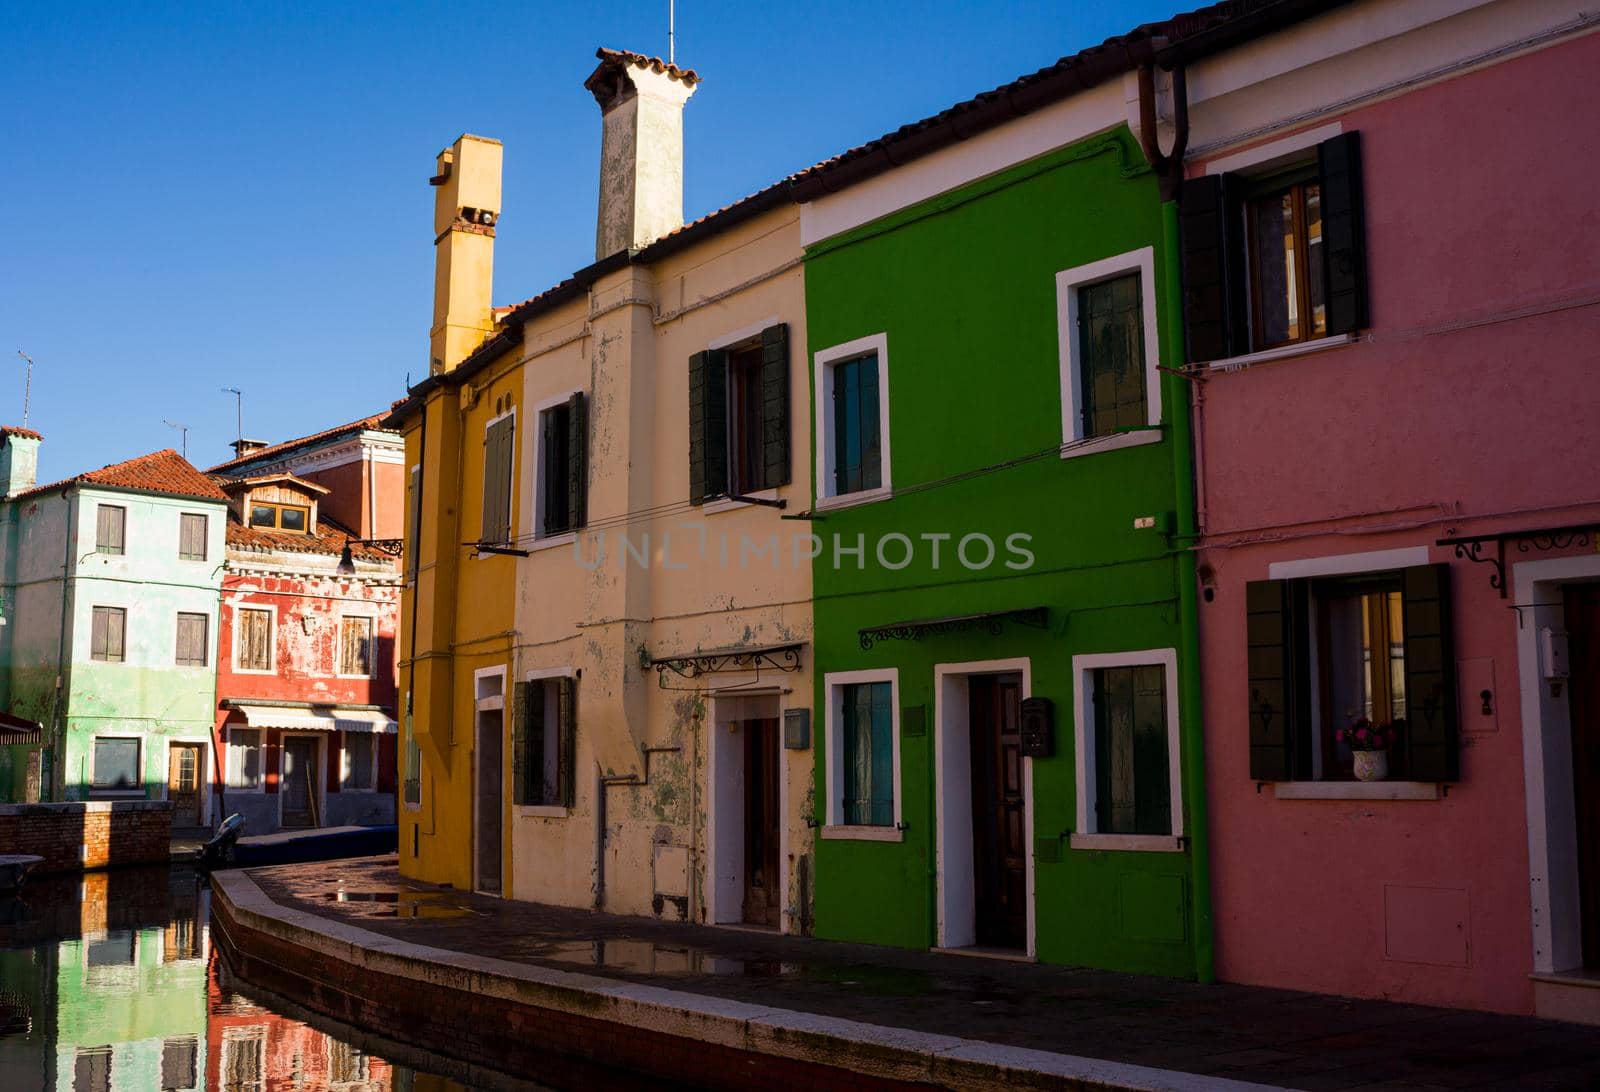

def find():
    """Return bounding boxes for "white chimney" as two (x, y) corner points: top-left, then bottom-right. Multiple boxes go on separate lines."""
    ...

(585, 49), (700, 259)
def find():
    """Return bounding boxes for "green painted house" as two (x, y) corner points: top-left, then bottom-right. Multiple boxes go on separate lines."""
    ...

(799, 80), (1207, 977)
(0, 430), (228, 814)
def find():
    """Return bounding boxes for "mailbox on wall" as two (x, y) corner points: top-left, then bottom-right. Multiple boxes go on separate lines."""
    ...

(1020, 697), (1054, 758)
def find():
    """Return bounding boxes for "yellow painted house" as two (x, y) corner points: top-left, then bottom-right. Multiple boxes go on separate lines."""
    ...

(390, 49), (817, 930)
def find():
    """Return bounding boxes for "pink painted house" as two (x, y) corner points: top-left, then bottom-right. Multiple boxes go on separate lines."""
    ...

(1178, 1), (1600, 1022)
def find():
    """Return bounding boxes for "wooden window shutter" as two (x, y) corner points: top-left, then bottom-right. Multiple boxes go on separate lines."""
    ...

(1245, 579), (1299, 781)
(566, 391), (587, 529)
(760, 323), (791, 489)
(1179, 174), (1247, 363)
(1318, 131), (1368, 336)
(91, 607), (109, 659)
(180, 514), (206, 560)
(482, 418), (512, 543)
(687, 349), (728, 504)
(512, 680), (536, 806)
(97, 506), (125, 553)
(557, 676), (576, 808)
(406, 466), (422, 579)
(1401, 563), (1458, 781)
(107, 608), (125, 662)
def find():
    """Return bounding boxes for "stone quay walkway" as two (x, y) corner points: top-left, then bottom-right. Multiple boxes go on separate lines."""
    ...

(215, 856), (1600, 1091)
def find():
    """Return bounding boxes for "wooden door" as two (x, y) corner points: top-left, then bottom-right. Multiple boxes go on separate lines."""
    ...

(969, 675), (1027, 949)
(167, 743), (203, 827)
(281, 738), (318, 827)
(476, 710), (503, 895)
(1565, 584), (1600, 968)
(741, 719), (781, 927)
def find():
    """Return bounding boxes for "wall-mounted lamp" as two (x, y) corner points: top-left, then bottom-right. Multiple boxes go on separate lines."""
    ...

(337, 538), (405, 577)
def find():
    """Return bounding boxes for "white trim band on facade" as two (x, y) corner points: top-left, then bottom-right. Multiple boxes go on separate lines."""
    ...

(231, 704), (397, 734)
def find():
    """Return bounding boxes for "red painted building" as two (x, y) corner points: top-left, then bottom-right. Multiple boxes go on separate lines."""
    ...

(207, 948), (396, 1090)
(207, 416), (404, 835)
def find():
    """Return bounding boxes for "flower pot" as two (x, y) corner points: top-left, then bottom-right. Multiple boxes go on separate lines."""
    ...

(1353, 748), (1389, 782)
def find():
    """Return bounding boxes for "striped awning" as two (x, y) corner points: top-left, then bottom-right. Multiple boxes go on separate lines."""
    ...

(230, 704), (396, 734)
(0, 711), (41, 744)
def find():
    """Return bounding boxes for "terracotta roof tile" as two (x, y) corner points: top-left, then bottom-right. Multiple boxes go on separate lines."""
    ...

(224, 510), (395, 563)
(206, 412), (397, 474)
(12, 449), (228, 503)
(587, 47), (701, 93)
(1, 426), (42, 442)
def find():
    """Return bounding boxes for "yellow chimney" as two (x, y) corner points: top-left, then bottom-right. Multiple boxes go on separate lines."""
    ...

(429, 134), (503, 375)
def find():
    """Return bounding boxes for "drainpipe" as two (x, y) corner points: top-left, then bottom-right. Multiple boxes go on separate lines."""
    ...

(1138, 58), (1215, 985)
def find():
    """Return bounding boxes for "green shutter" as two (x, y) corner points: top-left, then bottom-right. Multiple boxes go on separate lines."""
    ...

(1246, 579), (1298, 781)
(687, 349), (728, 505)
(567, 391), (587, 530)
(760, 323), (790, 489)
(1402, 563), (1458, 782)
(557, 676), (576, 808)
(511, 681), (533, 805)
(1180, 173), (1247, 362)
(1318, 131), (1368, 336)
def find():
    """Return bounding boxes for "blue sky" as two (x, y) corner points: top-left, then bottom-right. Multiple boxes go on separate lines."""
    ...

(3, 1), (1179, 479)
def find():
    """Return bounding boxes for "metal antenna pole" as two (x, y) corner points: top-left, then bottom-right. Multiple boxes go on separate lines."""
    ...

(669, 0), (675, 64)
(221, 387), (242, 447)
(164, 420), (190, 460)
(16, 351), (34, 428)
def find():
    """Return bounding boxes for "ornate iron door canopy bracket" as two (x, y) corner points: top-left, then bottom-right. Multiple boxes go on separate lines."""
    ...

(646, 643), (805, 689)
(858, 607), (1049, 650)
(1437, 523), (1597, 598)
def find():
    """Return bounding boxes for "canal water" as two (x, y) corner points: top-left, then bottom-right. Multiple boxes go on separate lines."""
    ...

(0, 866), (548, 1091)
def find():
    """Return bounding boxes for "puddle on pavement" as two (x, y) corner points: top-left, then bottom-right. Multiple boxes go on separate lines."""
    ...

(538, 938), (798, 978)
(324, 888), (481, 919)
(533, 940), (934, 994)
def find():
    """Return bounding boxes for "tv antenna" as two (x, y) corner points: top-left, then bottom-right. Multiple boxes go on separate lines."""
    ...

(669, 0), (675, 64)
(164, 419), (190, 460)
(15, 351), (35, 428)
(221, 387), (243, 448)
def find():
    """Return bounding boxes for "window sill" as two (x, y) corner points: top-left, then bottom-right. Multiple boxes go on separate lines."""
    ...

(812, 487), (893, 513)
(703, 489), (780, 516)
(403, 801), (422, 813)
(820, 824), (903, 842)
(1273, 781), (1441, 801)
(1203, 334), (1356, 372)
(1069, 833), (1184, 853)
(224, 786), (265, 794)
(233, 667), (276, 676)
(89, 790), (146, 799)
(1059, 429), (1163, 461)
(529, 531), (577, 554)
(516, 805), (570, 818)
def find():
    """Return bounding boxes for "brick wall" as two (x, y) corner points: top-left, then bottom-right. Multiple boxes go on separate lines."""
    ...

(0, 800), (173, 874)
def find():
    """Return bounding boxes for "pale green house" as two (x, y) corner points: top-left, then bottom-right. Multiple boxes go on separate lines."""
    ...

(0, 427), (227, 819)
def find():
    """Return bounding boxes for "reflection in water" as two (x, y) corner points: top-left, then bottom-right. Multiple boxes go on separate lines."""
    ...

(0, 867), (516, 1091)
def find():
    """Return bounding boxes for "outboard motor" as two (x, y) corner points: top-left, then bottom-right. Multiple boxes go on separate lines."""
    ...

(200, 813), (247, 870)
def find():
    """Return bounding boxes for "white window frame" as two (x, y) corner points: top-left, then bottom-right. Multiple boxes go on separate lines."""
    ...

(479, 407), (516, 553)
(232, 603), (277, 675)
(1070, 647), (1184, 853)
(226, 726), (264, 793)
(821, 668), (902, 841)
(89, 735), (144, 796)
(1055, 246), (1164, 460)
(341, 731), (379, 792)
(335, 612), (377, 679)
(813, 333), (892, 510)
(518, 665), (576, 817)
(529, 390), (583, 551)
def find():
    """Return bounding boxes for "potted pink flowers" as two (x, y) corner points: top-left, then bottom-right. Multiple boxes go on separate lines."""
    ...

(1336, 717), (1402, 782)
